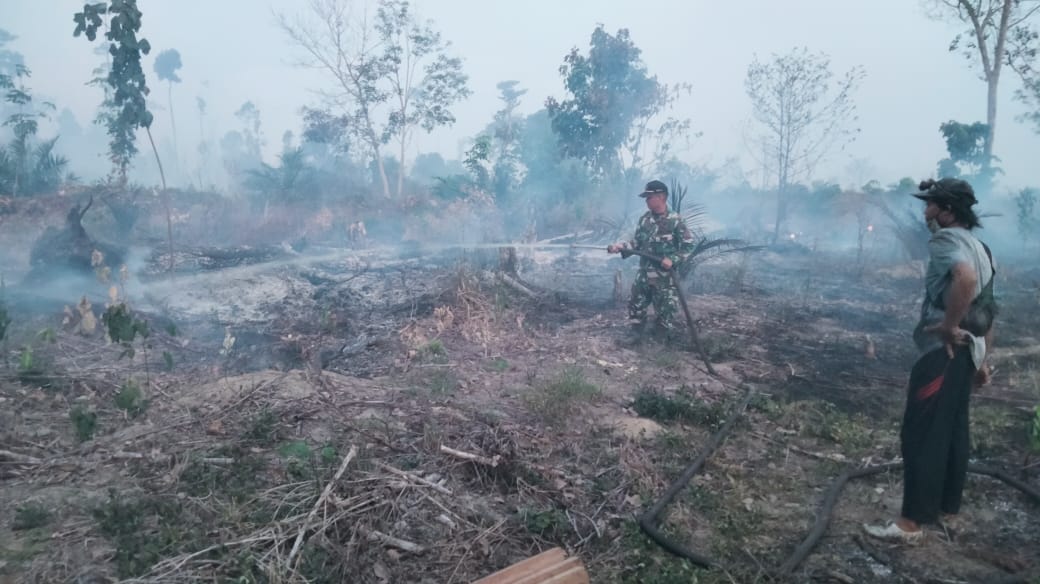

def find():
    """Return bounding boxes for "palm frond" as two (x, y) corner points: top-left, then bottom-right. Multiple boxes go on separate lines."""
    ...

(681, 203), (708, 238)
(0, 146), (11, 194)
(690, 237), (756, 255)
(669, 178), (687, 213)
(677, 236), (763, 282)
(592, 215), (630, 243)
(27, 137), (68, 194)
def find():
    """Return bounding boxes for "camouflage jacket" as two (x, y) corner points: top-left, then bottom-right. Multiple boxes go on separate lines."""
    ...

(622, 209), (695, 274)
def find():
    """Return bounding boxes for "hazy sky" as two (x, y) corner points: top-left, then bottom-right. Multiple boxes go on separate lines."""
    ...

(4, 0), (1040, 191)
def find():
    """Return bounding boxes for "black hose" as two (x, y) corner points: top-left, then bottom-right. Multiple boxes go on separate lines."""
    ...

(634, 384), (1040, 577)
(778, 462), (901, 574)
(778, 462), (1040, 575)
(636, 387), (755, 568)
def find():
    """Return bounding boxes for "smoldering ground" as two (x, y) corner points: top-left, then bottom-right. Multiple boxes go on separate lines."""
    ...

(2, 1), (1040, 581)
(1, 177), (1038, 584)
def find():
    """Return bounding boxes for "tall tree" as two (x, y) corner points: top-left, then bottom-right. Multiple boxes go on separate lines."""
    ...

(0, 29), (26, 123)
(278, 0), (392, 197)
(74, 0), (175, 271)
(220, 101), (264, 183)
(234, 100), (263, 163)
(376, 0), (470, 197)
(937, 120), (1000, 189)
(74, 0), (156, 181)
(195, 96), (210, 187)
(927, 0), (1040, 171)
(546, 26), (666, 181)
(489, 80), (527, 201)
(0, 29), (25, 76)
(744, 47), (863, 243)
(279, 0), (469, 198)
(0, 65), (66, 197)
(153, 48), (182, 169)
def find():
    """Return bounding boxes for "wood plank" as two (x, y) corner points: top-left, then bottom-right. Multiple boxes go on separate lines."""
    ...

(471, 548), (567, 584)
(512, 558), (583, 584)
(540, 566), (590, 584)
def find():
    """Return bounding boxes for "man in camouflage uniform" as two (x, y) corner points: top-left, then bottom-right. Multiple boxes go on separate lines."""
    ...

(608, 180), (695, 342)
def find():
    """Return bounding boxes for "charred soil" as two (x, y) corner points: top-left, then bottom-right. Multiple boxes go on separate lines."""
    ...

(1, 206), (1038, 584)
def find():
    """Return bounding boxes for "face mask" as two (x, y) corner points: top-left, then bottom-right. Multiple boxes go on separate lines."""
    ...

(927, 218), (941, 233)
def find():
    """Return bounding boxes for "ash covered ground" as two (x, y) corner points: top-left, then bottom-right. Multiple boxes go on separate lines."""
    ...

(1, 195), (1038, 584)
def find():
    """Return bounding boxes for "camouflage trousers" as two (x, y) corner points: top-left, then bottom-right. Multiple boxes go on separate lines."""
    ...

(628, 269), (682, 332)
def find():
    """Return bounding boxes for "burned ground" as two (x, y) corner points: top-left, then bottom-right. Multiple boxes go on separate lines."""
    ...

(0, 200), (1038, 584)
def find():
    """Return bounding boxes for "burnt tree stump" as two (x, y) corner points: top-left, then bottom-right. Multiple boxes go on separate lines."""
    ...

(25, 197), (125, 284)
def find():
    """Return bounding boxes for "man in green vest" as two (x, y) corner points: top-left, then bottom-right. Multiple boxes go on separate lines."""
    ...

(865, 178), (997, 543)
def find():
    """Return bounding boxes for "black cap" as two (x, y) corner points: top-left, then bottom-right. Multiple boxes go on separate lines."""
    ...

(912, 178), (977, 208)
(639, 179), (668, 197)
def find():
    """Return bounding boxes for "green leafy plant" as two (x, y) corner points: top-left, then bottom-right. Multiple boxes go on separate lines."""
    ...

(524, 366), (600, 423)
(1030, 405), (1040, 454)
(632, 386), (726, 429)
(114, 378), (147, 418)
(319, 445), (337, 465)
(244, 408), (280, 446)
(103, 303), (153, 385)
(91, 490), (191, 578)
(18, 344), (32, 371)
(0, 276), (10, 343)
(278, 440), (312, 461)
(14, 327), (60, 388)
(70, 405), (98, 442)
(12, 502), (51, 530)
(103, 303), (148, 356)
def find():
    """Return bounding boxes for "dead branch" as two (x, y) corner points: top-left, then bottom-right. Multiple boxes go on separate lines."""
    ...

(78, 195), (94, 222)
(363, 526), (426, 553)
(436, 514), (457, 530)
(496, 273), (538, 298)
(287, 444), (358, 567)
(376, 461), (453, 495)
(440, 445), (501, 467)
(0, 449), (43, 465)
(827, 571), (855, 584)
(750, 431), (848, 463)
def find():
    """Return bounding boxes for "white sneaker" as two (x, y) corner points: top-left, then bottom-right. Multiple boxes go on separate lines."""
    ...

(862, 522), (924, 544)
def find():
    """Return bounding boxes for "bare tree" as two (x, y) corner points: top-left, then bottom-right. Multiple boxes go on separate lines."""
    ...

(926, 0), (1040, 167)
(744, 47), (863, 243)
(278, 0), (392, 197)
(279, 0), (469, 199)
(376, 0), (470, 197)
(623, 82), (694, 183)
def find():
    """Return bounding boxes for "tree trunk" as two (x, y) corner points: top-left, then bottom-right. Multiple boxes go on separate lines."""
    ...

(985, 77), (998, 168)
(981, 0), (1013, 174)
(146, 127), (175, 273)
(375, 152), (391, 198)
(168, 81), (180, 178)
(365, 122), (391, 198)
(398, 134), (406, 198)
